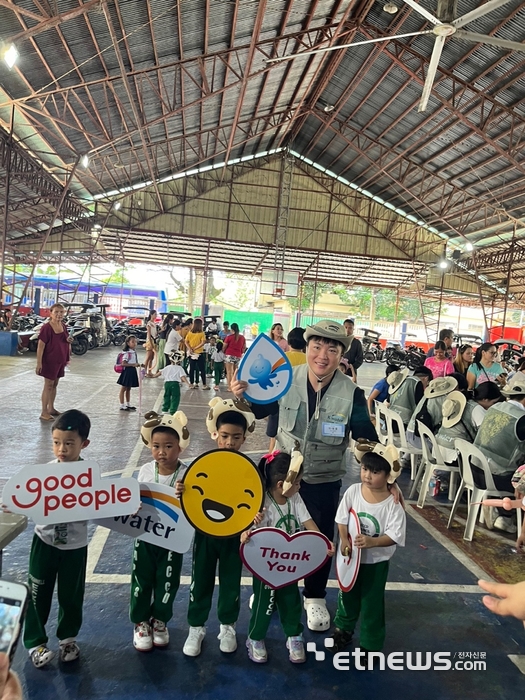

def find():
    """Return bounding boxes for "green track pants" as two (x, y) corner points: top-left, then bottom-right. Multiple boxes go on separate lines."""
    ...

(162, 381), (181, 413)
(23, 534), (87, 649)
(248, 578), (303, 640)
(333, 560), (390, 651)
(187, 532), (242, 627)
(130, 540), (183, 624)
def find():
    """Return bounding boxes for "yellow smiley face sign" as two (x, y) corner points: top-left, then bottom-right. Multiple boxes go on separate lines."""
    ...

(180, 449), (264, 537)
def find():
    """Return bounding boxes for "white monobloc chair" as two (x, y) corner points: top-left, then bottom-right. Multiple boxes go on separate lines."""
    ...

(375, 401), (389, 446)
(382, 407), (422, 482)
(450, 439), (522, 542)
(413, 420), (459, 507)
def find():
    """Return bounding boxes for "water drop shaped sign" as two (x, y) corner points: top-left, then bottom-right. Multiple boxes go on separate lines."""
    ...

(237, 334), (293, 404)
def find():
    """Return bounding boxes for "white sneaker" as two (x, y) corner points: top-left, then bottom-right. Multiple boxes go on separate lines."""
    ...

(152, 619), (169, 647)
(183, 626), (206, 656)
(218, 624), (237, 653)
(286, 635), (306, 663)
(30, 645), (55, 668)
(59, 640), (80, 662)
(246, 638), (267, 663)
(494, 516), (517, 534)
(304, 598), (330, 631)
(133, 621), (153, 652)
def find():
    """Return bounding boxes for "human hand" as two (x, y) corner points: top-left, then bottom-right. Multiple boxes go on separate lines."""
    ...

(478, 579), (525, 623)
(354, 534), (373, 549)
(230, 370), (248, 399)
(252, 508), (265, 527)
(240, 529), (252, 544)
(35, 364), (42, 375)
(327, 541), (335, 558)
(0, 653), (23, 700)
(175, 481), (185, 498)
(339, 537), (351, 556)
(66, 336), (74, 344)
(389, 482), (405, 508)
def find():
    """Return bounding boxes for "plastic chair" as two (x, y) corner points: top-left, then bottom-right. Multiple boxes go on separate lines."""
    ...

(375, 401), (389, 445)
(412, 421), (459, 507)
(451, 438), (522, 541)
(382, 407), (422, 482)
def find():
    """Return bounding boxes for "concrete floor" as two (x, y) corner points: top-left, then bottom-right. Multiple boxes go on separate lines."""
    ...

(0, 348), (524, 699)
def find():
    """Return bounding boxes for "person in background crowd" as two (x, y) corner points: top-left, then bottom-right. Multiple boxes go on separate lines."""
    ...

(143, 310), (158, 378)
(285, 327), (307, 366)
(470, 382), (503, 430)
(388, 365), (433, 427)
(426, 329), (455, 359)
(219, 322), (230, 340)
(508, 357), (525, 387)
(424, 341), (455, 379)
(270, 323), (289, 351)
(339, 357), (356, 382)
(156, 313), (174, 372)
(343, 319), (363, 377)
(185, 318), (209, 390)
(453, 344), (473, 378)
(473, 383), (525, 534)
(36, 303), (72, 421)
(163, 318), (183, 367)
(467, 342), (506, 390)
(223, 323), (246, 391)
(367, 364), (400, 420)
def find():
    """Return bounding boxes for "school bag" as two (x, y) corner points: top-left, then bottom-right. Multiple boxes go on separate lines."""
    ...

(114, 351), (125, 373)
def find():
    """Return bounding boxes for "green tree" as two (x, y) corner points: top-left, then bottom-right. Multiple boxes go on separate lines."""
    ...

(102, 269), (129, 285)
(288, 281), (332, 312)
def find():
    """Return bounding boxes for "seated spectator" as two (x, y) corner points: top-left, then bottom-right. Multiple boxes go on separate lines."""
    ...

(473, 383), (525, 533)
(467, 342), (506, 390)
(388, 365), (433, 427)
(367, 364), (400, 419)
(508, 357), (525, 387)
(470, 382), (504, 430)
(453, 344), (473, 378)
(285, 327), (307, 366)
(407, 375), (461, 449)
(424, 341), (455, 379)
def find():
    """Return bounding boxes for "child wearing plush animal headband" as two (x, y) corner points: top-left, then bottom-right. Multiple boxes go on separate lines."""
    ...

(130, 409), (190, 654)
(330, 438), (406, 655)
(241, 450), (334, 665)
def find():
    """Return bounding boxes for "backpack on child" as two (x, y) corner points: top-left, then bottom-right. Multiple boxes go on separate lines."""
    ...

(114, 351), (125, 373)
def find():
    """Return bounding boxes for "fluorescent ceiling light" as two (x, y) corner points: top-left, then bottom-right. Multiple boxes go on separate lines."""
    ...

(3, 44), (18, 69)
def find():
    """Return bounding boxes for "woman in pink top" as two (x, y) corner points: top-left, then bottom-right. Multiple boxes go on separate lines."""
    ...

(270, 323), (289, 351)
(424, 341), (455, 379)
(223, 322), (246, 390)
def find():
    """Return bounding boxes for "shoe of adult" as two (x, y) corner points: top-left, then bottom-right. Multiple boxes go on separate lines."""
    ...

(304, 598), (330, 631)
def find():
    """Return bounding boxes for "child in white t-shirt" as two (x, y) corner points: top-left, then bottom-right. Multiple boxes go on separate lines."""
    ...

(241, 451), (334, 665)
(331, 448), (406, 653)
(153, 353), (189, 413)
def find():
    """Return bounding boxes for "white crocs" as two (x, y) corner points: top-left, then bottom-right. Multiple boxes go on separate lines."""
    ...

(304, 598), (330, 631)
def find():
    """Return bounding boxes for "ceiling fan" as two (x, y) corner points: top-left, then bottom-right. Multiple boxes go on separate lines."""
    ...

(267, 0), (525, 111)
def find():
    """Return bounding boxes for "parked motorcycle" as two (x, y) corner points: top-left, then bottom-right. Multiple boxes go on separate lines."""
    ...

(384, 343), (407, 366)
(360, 329), (385, 363)
(405, 344), (426, 370)
(66, 304), (112, 349)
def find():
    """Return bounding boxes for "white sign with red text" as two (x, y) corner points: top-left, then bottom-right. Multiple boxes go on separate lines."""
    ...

(2, 461), (140, 525)
(240, 527), (331, 589)
(96, 483), (194, 553)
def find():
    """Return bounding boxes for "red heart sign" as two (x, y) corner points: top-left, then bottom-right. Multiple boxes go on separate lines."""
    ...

(240, 527), (331, 589)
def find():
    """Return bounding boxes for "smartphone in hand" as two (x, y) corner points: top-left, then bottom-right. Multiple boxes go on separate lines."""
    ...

(0, 581), (29, 662)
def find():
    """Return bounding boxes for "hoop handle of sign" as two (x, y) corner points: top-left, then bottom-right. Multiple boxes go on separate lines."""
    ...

(336, 508), (361, 592)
